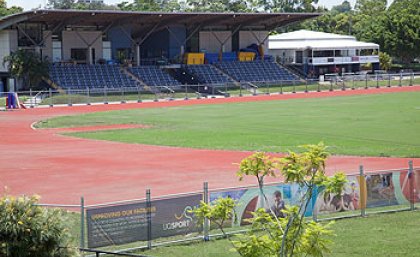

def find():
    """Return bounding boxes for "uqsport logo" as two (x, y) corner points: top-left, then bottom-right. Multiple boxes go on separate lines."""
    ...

(162, 206), (194, 231)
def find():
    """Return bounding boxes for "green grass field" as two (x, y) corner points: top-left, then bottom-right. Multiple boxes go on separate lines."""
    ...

(37, 92), (420, 157)
(140, 210), (420, 257)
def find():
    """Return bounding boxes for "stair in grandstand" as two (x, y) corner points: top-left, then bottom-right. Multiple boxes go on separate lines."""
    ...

(122, 67), (156, 93)
(43, 77), (61, 91)
(282, 64), (307, 80)
(127, 66), (182, 93)
(183, 64), (235, 85)
(211, 65), (241, 85)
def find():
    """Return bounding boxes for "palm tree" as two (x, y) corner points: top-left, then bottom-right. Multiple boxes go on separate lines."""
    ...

(3, 50), (50, 90)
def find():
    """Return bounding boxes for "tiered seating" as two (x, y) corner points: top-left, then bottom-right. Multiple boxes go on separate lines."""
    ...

(129, 66), (181, 90)
(215, 61), (298, 83)
(49, 64), (138, 90)
(185, 65), (234, 84)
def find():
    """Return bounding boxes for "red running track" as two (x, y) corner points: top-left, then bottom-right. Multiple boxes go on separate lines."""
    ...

(1, 87), (420, 205)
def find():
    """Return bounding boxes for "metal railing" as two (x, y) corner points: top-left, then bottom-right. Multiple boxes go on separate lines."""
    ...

(0, 72), (418, 110)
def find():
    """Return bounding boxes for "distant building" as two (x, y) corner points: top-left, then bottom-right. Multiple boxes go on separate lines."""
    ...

(78, 0), (104, 4)
(268, 30), (380, 77)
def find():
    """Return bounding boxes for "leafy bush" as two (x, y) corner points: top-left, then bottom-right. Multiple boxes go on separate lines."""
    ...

(0, 194), (79, 257)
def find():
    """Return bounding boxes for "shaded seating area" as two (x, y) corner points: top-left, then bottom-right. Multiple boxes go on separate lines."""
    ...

(49, 64), (138, 90)
(215, 61), (298, 83)
(184, 65), (234, 84)
(129, 66), (182, 90)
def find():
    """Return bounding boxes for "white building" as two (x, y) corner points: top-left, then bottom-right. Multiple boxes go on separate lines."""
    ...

(78, 0), (104, 4)
(268, 30), (380, 77)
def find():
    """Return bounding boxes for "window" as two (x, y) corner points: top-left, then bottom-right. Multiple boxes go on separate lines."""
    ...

(71, 48), (87, 61)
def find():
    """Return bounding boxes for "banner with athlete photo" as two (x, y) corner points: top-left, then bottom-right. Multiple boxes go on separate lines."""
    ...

(314, 176), (361, 216)
(398, 169), (420, 204)
(365, 173), (399, 208)
(210, 183), (315, 226)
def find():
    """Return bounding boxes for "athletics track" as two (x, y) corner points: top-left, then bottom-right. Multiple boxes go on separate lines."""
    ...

(1, 86), (420, 205)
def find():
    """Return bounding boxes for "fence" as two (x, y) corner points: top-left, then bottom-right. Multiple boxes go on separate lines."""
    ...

(36, 162), (419, 256)
(0, 72), (418, 109)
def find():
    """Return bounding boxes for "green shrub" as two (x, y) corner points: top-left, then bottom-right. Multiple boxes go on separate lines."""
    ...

(0, 194), (79, 257)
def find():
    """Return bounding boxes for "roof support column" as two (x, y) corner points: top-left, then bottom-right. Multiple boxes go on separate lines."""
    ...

(211, 25), (241, 61)
(16, 24), (39, 47)
(118, 23), (160, 66)
(74, 22), (114, 64)
(249, 29), (270, 60)
(135, 23), (161, 65)
(166, 26), (184, 61)
(87, 46), (93, 65)
(136, 43), (141, 67)
(166, 25), (201, 61)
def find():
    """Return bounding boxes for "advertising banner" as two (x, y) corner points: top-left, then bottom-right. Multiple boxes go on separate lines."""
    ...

(87, 194), (202, 248)
(365, 173), (398, 208)
(210, 183), (313, 226)
(415, 169), (420, 203)
(87, 201), (150, 248)
(151, 194), (202, 239)
(314, 176), (360, 216)
(391, 170), (420, 205)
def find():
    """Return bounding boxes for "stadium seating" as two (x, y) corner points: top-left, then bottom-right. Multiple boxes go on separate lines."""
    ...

(128, 66), (182, 90)
(49, 64), (138, 91)
(184, 65), (234, 85)
(215, 61), (299, 83)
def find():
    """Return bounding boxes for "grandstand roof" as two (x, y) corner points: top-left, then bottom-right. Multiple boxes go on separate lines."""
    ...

(269, 30), (379, 50)
(0, 10), (319, 31)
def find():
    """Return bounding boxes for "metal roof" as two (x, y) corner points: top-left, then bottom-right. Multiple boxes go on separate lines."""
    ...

(268, 30), (379, 50)
(270, 30), (355, 41)
(0, 9), (319, 31)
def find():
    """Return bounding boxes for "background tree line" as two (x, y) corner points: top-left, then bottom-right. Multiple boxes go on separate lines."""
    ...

(1, 0), (419, 63)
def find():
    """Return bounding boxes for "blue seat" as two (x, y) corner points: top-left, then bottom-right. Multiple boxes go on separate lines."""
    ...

(49, 64), (139, 90)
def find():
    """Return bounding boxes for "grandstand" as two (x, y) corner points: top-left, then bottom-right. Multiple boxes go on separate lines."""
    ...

(0, 10), (318, 92)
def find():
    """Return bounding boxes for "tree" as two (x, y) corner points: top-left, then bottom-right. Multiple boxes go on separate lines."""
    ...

(261, 0), (319, 13)
(193, 143), (347, 257)
(47, 0), (75, 9)
(0, 0), (23, 17)
(119, 0), (161, 11)
(3, 50), (50, 90)
(383, 0), (420, 63)
(72, 2), (119, 10)
(47, 0), (117, 10)
(379, 52), (392, 71)
(352, 0), (387, 46)
(331, 0), (352, 13)
(0, 194), (79, 257)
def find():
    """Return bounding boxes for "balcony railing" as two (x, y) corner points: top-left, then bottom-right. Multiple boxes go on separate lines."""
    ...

(307, 55), (379, 65)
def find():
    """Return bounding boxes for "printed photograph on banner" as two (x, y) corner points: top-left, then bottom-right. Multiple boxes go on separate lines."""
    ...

(396, 169), (420, 204)
(314, 176), (360, 215)
(416, 170), (420, 202)
(210, 184), (304, 226)
(366, 173), (398, 207)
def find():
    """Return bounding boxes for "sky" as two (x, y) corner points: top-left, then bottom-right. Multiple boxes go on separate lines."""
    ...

(7, 0), (393, 10)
